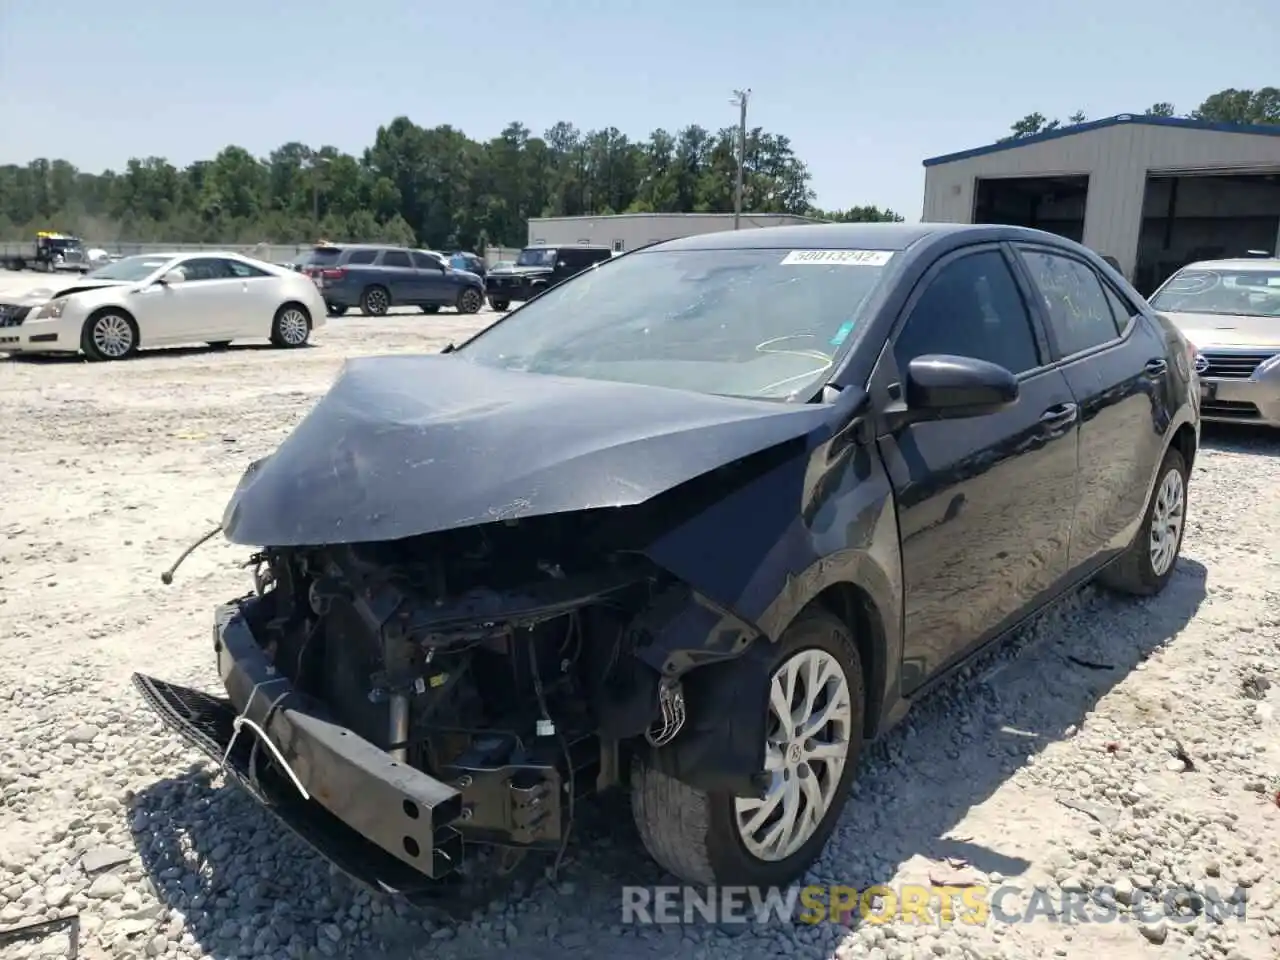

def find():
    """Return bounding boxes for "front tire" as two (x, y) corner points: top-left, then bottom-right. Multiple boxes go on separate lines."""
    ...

(270, 303), (311, 348)
(1097, 446), (1188, 596)
(488, 297), (509, 312)
(81, 309), (139, 362)
(456, 287), (483, 314)
(630, 606), (864, 886)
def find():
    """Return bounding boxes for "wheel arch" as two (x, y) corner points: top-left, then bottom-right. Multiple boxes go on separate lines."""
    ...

(277, 299), (312, 321)
(1171, 421), (1197, 474)
(808, 581), (890, 740)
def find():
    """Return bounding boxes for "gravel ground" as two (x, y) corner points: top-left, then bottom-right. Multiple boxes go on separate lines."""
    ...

(1, 304), (1278, 960)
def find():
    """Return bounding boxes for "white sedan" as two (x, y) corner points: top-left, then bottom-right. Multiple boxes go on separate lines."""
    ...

(0, 251), (328, 361)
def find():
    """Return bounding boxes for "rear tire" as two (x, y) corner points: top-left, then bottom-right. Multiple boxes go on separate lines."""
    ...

(270, 303), (311, 348)
(81, 309), (139, 362)
(488, 297), (509, 312)
(456, 287), (483, 314)
(1096, 446), (1188, 597)
(630, 606), (864, 886)
(361, 286), (390, 316)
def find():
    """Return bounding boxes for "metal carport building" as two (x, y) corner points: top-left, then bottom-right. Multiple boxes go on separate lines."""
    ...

(921, 114), (1280, 293)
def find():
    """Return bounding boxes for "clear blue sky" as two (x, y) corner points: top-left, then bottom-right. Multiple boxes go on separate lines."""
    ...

(1, 0), (1275, 220)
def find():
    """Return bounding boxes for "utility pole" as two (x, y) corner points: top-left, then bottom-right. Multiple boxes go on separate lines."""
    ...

(730, 89), (750, 229)
(309, 154), (329, 233)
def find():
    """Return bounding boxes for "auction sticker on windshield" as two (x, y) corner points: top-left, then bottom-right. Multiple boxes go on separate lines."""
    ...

(780, 250), (894, 266)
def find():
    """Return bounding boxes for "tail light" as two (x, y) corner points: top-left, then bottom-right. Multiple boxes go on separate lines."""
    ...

(321, 268), (346, 280)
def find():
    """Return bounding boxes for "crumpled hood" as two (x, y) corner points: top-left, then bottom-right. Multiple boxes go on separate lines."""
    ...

(10, 278), (129, 306)
(221, 354), (843, 546)
(1162, 311), (1280, 350)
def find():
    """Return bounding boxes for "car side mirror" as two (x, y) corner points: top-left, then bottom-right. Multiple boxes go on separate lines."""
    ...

(887, 354), (1019, 428)
(159, 269), (185, 286)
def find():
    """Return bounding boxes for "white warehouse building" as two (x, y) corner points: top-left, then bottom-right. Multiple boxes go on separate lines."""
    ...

(526, 212), (823, 254)
(922, 114), (1280, 294)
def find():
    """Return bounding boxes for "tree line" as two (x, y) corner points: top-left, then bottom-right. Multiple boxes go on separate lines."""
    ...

(1000, 86), (1279, 141)
(0, 118), (903, 251)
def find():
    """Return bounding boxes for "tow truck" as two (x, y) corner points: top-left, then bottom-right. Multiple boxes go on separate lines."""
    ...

(0, 232), (92, 273)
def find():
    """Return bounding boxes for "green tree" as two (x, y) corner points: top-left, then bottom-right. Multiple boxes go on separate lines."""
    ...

(1003, 86), (1280, 140)
(1191, 87), (1280, 125)
(0, 113), (888, 248)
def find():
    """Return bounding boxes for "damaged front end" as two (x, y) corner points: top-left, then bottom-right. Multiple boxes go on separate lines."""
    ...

(134, 354), (835, 895)
(135, 505), (769, 896)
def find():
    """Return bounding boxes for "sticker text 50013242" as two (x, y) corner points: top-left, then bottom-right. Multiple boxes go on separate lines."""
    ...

(780, 250), (894, 267)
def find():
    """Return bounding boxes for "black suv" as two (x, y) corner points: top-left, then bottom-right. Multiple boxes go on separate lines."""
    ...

(485, 245), (612, 311)
(300, 244), (486, 317)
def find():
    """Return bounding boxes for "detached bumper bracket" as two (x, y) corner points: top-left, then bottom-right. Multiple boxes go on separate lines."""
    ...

(132, 602), (467, 895)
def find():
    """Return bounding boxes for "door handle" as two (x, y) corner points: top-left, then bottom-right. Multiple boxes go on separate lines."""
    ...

(1039, 402), (1078, 427)
(1143, 358), (1167, 376)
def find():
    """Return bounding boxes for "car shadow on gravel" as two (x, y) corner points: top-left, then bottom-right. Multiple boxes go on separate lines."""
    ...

(5, 343), (311, 365)
(127, 560), (1208, 960)
(1200, 422), (1280, 458)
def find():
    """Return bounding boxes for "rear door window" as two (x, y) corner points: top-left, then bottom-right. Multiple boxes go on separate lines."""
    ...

(1016, 246), (1123, 357)
(381, 250), (412, 269)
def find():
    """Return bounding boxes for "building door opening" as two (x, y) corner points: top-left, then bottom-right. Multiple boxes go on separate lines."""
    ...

(1135, 172), (1280, 295)
(973, 175), (1090, 243)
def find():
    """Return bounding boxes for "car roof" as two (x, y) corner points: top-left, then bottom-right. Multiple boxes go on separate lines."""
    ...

(528, 244), (611, 251)
(651, 222), (1012, 252)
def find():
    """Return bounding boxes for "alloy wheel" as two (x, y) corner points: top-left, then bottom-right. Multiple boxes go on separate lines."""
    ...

(733, 648), (853, 862)
(365, 289), (388, 314)
(1149, 467), (1185, 577)
(92, 313), (134, 358)
(278, 308), (309, 345)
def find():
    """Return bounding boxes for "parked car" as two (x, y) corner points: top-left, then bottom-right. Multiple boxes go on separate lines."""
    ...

(1148, 256), (1280, 427)
(300, 244), (485, 317)
(134, 223), (1198, 898)
(0, 252), (327, 360)
(448, 251), (486, 279)
(484, 244), (612, 311)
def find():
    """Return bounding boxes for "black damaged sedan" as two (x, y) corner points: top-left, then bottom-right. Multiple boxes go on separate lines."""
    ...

(136, 223), (1199, 896)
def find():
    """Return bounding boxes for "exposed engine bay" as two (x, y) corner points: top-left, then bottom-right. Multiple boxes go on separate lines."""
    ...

(233, 510), (697, 855)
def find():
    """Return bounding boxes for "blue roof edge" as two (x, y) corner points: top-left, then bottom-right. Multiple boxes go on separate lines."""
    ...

(923, 113), (1280, 168)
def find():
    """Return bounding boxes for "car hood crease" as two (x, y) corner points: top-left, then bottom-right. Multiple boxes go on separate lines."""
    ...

(220, 354), (842, 546)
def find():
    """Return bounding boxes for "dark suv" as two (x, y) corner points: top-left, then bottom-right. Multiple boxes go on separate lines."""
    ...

(485, 245), (612, 311)
(301, 244), (486, 317)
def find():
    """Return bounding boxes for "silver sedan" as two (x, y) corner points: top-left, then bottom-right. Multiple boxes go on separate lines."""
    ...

(1149, 257), (1280, 428)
